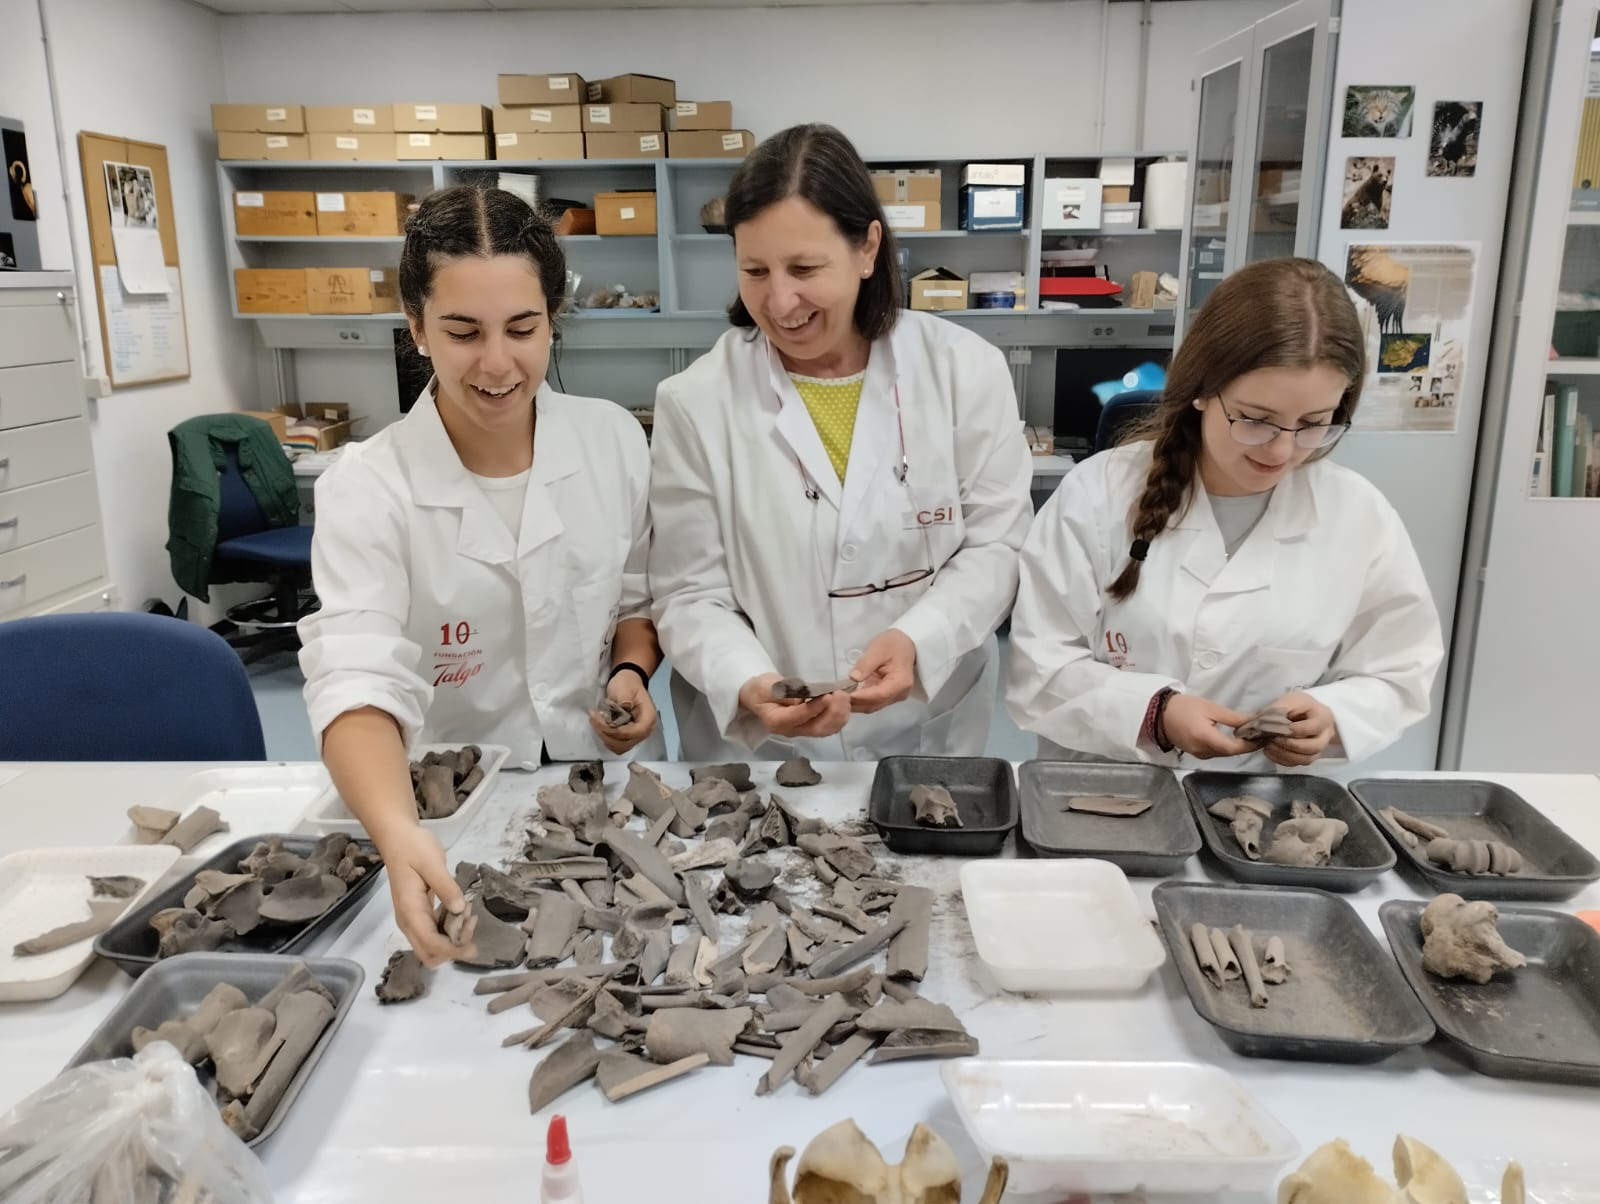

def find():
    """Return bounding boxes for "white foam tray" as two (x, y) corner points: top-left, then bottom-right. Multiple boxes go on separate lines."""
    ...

(942, 1059), (1300, 1197)
(0, 845), (181, 1002)
(129, 764), (331, 860)
(302, 743), (510, 850)
(960, 858), (1166, 992)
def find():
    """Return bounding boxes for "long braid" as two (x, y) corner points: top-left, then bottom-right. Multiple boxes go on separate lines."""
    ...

(1107, 418), (1199, 601)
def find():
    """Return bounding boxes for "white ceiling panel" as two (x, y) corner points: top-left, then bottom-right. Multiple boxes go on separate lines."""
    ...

(192, 0), (1055, 12)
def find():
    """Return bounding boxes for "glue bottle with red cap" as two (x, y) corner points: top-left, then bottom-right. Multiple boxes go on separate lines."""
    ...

(541, 1114), (584, 1204)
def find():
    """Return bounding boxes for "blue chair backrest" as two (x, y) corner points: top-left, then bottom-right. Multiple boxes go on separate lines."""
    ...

(1093, 389), (1163, 455)
(216, 443), (269, 543)
(0, 612), (267, 761)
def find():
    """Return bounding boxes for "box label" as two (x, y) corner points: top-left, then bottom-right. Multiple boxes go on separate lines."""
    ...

(589, 106), (612, 124)
(640, 134), (661, 152)
(236, 192), (265, 208)
(620, 207), (636, 220)
(267, 136), (289, 149)
(316, 193), (346, 212)
(974, 190), (1015, 218)
(550, 77), (571, 91)
(369, 270), (385, 283)
(266, 107), (286, 122)
(586, 82), (602, 101)
(923, 289), (963, 297)
(415, 105), (437, 121)
(530, 108), (553, 123)
(336, 136), (358, 150)
(721, 133), (744, 151)
(497, 132), (518, 146)
(354, 108), (376, 125)
(883, 204), (926, 227)
(676, 102), (698, 116)
(409, 134), (432, 147)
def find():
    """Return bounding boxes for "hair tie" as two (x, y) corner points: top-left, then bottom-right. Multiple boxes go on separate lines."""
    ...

(1130, 538), (1150, 562)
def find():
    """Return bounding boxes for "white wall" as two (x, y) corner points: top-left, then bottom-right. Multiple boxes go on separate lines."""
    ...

(2, 0), (261, 615)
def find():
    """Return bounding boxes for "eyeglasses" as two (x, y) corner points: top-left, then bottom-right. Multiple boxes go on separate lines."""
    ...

(1215, 396), (1349, 450)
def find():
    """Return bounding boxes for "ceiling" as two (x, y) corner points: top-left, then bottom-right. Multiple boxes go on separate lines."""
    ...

(193, 0), (1060, 12)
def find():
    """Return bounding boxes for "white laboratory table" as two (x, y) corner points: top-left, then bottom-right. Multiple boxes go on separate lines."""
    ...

(1, 761), (1597, 1203)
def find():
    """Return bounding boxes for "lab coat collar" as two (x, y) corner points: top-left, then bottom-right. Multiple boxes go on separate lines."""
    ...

(1174, 458), (1321, 590)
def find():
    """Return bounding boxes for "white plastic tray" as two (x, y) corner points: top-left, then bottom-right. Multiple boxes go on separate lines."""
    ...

(0, 844), (181, 1002)
(130, 764), (331, 860)
(942, 1059), (1300, 1197)
(302, 743), (510, 850)
(959, 858), (1166, 992)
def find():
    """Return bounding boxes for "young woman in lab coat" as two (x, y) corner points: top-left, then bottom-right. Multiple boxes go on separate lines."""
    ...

(299, 186), (664, 963)
(649, 124), (1034, 763)
(1006, 257), (1443, 769)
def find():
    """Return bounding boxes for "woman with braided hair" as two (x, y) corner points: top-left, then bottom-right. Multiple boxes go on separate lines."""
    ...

(1005, 257), (1442, 769)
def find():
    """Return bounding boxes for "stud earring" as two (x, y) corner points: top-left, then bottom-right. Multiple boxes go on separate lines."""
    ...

(417, 346), (430, 358)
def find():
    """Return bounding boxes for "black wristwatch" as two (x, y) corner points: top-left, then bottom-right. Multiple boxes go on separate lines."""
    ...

(607, 661), (651, 690)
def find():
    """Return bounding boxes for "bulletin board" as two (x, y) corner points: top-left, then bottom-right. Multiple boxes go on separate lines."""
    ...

(77, 131), (191, 388)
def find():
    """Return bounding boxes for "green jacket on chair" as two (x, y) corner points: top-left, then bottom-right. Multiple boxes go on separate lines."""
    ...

(167, 414), (300, 602)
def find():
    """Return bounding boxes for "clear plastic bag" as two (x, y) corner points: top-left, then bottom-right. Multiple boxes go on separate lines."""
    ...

(0, 1041), (273, 1204)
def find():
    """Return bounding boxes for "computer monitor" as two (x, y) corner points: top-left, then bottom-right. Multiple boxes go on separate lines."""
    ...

(1052, 346), (1171, 454)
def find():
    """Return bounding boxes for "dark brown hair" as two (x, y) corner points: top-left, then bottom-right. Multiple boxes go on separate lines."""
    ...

(1107, 257), (1366, 601)
(724, 123), (901, 341)
(398, 185), (567, 327)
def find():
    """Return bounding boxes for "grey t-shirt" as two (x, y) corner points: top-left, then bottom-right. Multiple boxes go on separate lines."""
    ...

(1208, 488), (1274, 557)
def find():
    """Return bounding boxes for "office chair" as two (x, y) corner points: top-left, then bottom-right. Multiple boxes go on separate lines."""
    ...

(0, 612), (266, 760)
(211, 443), (315, 663)
(1093, 389), (1163, 454)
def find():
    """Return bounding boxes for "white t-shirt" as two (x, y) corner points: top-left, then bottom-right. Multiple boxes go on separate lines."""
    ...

(468, 467), (532, 543)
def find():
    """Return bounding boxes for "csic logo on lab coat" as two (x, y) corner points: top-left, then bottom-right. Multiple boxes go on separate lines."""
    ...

(902, 498), (956, 530)
(434, 619), (484, 688)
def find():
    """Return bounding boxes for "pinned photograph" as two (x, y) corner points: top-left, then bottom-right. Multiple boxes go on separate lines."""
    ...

(1341, 157), (1394, 230)
(0, 231), (16, 271)
(1343, 86), (1415, 138)
(3, 127), (37, 222)
(104, 161), (157, 230)
(1428, 101), (1481, 177)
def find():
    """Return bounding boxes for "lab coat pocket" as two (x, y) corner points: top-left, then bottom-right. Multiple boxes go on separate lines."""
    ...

(1256, 644), (1337, 697)
(571, 578), (622, 686)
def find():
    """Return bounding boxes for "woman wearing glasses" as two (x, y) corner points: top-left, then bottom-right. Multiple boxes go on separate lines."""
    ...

(649, 124), (1033, 761)
(1007, 257), (1442, 769)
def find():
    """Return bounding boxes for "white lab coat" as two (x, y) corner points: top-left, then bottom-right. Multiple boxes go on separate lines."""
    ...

(1005, 440), (1443, 770)
(649, 309), (1033, 763)
(299, 382), (665, 768)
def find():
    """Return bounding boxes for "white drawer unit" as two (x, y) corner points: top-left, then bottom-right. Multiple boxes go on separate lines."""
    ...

(0, 527), (108, 617)
(0, 361), (83, 432)
(0, 474), (101, 555)
(0, 418), (95, 494)
(0, 299), (76, 370)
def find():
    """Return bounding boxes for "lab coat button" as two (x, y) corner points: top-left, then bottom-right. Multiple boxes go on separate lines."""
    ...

(1198, 651), (1220, 670)
(846, 648), (862, 662)
(533, 685), (552, 704)
(841, 544), (858, 562)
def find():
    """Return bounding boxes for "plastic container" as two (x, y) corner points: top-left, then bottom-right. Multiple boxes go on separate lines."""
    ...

(303, 742), (510, 850)
(0, 844), (181, 1002)
(63, 952), (364, 1146)
(941, 1058), (1299, 1197)
(1017, 761), (1199, 876)
(868, 756), (1017, 855)
(961, 859), (1165, 992)
(94, 834), (385, 979)
(1183, 771), (1395, 891)
(1381, 899), (1600, 1086)
(1153, 881), (1434, 1063)
(1351, 778), (1600, 901)
(137, 764), (330, 860)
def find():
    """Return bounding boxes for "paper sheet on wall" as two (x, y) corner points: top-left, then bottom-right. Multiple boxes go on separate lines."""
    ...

(99, 264), (189, 384)
(1344, 242), (1477, 433)
(101, 159), (169, 295)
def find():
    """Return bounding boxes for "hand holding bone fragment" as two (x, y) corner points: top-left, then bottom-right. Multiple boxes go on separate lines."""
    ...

(1259, 691), (1339, 767)
(588, 671), (659, 755)
(847, 628), (917, 714)
(1161, 693), (1257, 759)
(378, 822), (475, 967)
(739, 672), (852, 739)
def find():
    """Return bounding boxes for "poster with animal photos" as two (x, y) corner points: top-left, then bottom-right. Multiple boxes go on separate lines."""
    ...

(1341, 157), (1394, 229)
(1428, 101), (1481, 177)
(1343, 86), (1415, 138)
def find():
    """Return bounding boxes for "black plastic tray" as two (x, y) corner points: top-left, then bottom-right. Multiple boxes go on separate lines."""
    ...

(94, 834), (384, 978)
(1380, 900), (1600, 1086)
(63, 953), (364, 1146)
(1183, 772), (1394, 892)
(1351, 778), (1600, 901)
(1152, 881), (1434, 1062)
(1017, 761), (1199, 876)
(868, 756), (1017, 855)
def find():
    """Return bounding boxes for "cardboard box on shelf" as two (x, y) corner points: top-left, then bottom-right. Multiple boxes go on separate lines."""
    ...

(871, 169), (941, 204)
(498, 74), (586, 106)
(212, 104), (304, 134)
(1102, 185), (1133, 204)
(314, 191), (412, 237)
(961, 163), (1026, 188)
(495, 132), (586, 161)
(1041, 178), (1102, 230)
(910, 267), (968, 311)
(960, 185), (1024, 231)
(587, 74), (676, 107)
(883, 201), (941, 232)
(1099, 157), (1136, 187)
(278, 402), (352, 452)
(235, 268), (308, 314)
(1255, 167), (1302, 198)
(672, 101), (734, 130)
(395, 132), (491, 160)
(305, 267), (400, 315)
(594, 191), (659, 236)
(392, 103), (489, 133)
(493, 104), (583, 134)
(238, 410), (290, 443)
(218, 133), (309, 161)
(1024, 424), (1056, 455)
(585, 131), (665, 160)
(582, 103), (666, 133)
(667, 130), (754, 158)
(233, 191), (316, 237)
(1102, 202), (1141, 229)
(305, 105), (396, 134)
(554, 208), (597, 236)
(309, 133), (393, 162)
(1129, 271), (1158, 311)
